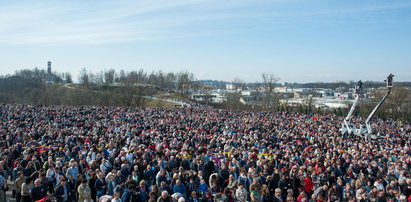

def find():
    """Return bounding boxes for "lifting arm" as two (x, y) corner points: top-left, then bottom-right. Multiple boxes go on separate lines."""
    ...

(365, 74), (393, 134)
(343, 80), (362, 134)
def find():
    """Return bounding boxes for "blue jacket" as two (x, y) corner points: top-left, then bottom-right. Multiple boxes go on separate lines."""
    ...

(107, 181), (116, 196)
(121, 188), (131, 202)
(198, 183), (208, 194)
(173, 184), (187, 195)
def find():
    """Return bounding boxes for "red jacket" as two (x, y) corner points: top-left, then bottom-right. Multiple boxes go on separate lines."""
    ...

(304, 177), (314, 193)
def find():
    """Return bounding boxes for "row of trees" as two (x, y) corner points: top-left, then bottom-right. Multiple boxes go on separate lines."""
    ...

(0, 67), (196, 107)
(78, 68), (194, 94)
(0, 68), (73, 101)
(1, 84), (166, 107)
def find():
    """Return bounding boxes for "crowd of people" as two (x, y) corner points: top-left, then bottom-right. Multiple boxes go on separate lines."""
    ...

(0, 104), (410, 202)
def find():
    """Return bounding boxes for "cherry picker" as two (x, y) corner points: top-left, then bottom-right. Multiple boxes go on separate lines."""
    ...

(340, 74), (394, 140)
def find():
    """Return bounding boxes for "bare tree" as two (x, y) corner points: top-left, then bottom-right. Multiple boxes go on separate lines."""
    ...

(117, 70), (126, 83)
(65, 72), (73, 83)
(177, 71), (195, 95)
(165, 72), (176, 91)
(381, 85), (410, 120)
(104, 69), (116, 85)
(232, 77), (245, 91)
(79, 67), (91, 88)
(93, 71), (104, 85)
(261, 73), (280, 109)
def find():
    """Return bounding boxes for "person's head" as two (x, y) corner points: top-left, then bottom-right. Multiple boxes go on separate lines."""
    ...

(238, 181), (244, 188)
(178, 197), (185, 202)
(113, 192), (120, 199)
(250, 184), (256, 191)
(161, 191), (168, 199)
(61, 178), (67, 185)
(127, 183), (135, 191)
(399, 194), (406, 201)
(151, 185), (158, 192)
(275, 188), (282, 197)
(34, 178), (42, 186)
(392, 190), (400, 198)
(318, 167), (323, 173)
(212, 182), (217, 187)
(139, 180), (146, 187)
(287, 188), (293, 196)
(172, 193), (181, 200)
(25, 177), (32, 184)
(345, 191), (352, 198)
(173, 173), (178, 179)
(127, 175), (133, 182)
(286, 196), (294, 202)
(109, 174), (115, 181)
(229, 174), (234, 180)
(241, 171), (246, 177)
(81, 178), (87, 184)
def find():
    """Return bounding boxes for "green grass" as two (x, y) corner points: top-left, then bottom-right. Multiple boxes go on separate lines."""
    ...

(144, 99), (177, 107)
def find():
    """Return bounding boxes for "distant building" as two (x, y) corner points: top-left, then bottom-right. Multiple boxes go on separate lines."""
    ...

(317, 89), (335, 97)
(241, 90), (252, 96)
(226, 84), (235, 90)
(339, 92), (353, 99)
(47, 61), (52, 74)
(44, 61), (61, 83)
(274, 87), (287, 93)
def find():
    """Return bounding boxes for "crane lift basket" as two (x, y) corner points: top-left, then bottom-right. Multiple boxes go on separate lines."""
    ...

(339, 74), (394, 140)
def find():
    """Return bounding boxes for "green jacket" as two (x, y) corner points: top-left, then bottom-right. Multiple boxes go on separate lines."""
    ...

(78, 184), (91, 202)
(14, 176), (26, 193)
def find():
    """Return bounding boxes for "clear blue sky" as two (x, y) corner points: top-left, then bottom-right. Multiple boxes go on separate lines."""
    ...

(0, 0), (410, 83)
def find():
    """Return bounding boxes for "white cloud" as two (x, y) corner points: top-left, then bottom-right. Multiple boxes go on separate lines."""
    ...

(0, 0), (409, 46)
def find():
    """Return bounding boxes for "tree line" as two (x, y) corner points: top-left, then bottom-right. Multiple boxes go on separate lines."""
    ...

(78, 68), (194, 94)
(0, 67), (196, 107)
